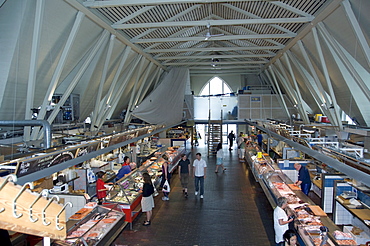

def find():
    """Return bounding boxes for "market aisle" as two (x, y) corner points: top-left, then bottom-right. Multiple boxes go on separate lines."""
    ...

(113, 144), (275, 246)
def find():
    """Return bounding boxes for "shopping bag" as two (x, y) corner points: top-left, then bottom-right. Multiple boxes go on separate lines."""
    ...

(162, 180), (171, 193)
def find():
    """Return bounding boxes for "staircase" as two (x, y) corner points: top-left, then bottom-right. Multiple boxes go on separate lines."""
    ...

(207, 120), (222, 156)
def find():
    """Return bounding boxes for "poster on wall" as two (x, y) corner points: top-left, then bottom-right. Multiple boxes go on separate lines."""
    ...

(251, 96), (261, 102)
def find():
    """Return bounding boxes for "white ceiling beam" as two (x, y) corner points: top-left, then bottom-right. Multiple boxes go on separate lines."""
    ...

(164, 61), (266, 66)
(264, 68), (291, 119)
(188, 65), (261, 69)
(282, 53), (310, 123)
(286, 50), (330, 119)
(91, 34), (116, 127)
(145, 45), (283, 53)
(318, 23), (370, 102)
(132, 4), (201, 40)
(263, 0), (343, 70)
(65, 0), (165, 69)
(271, 1), (313, 18)
(32, 11), (85, 140)
(95, 46), (132, 126)
(112, 18), (313, 29)
(25, 0), (44, 141)
(133, 33), (295, 43)
(222, 4), (297, 36)
(85, 0), (280, 8)
(96, 55), (143, 129)
(48, 30), (110, 133)
(114, 6), (155, 25)
(156, 54), (274, 60)
(312, 27), (342, 128)
(124, 58), (147, 124)
(342, 0), (370, 67)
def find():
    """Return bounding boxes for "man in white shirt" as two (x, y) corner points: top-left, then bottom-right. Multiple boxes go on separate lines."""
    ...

(193, 153), (207, 199)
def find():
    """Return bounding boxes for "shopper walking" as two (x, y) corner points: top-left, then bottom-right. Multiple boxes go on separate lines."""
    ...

(274, 197), (294, 246)
(140, 172), (154, 226)
(293, 163), (312, 196)
(228, 130), (236, 150)
(193, 153), (207, 199)
(160, 154), (171, 201)
(215, 143), (226, 173)
(178, 154), (190, 197)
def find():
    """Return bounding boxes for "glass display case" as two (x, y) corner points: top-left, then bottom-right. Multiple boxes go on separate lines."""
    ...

(53, 205), (125, 246)
(103, 147), (184, 228)
(259, 164), (342, 246)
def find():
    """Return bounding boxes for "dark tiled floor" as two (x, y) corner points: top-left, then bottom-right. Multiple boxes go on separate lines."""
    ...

(113, 145), (275, 246)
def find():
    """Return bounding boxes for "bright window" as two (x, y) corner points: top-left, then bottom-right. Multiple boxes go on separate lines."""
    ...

(199, 77), (232, 96)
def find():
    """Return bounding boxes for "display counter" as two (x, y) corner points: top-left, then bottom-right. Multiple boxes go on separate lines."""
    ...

(103, 146), (185, 229)
(245, 147), (354, 246)
(333, 180), (370, 245)
(53, 204), (126, 246)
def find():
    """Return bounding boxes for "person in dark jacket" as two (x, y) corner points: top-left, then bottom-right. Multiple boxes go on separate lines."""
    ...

(228, 130), (236, 150)
(294, 163), (312, 195)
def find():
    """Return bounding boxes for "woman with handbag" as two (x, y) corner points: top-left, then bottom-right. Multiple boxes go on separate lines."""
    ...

(160, 154), (171, 201)
(140, 173), (154, 226)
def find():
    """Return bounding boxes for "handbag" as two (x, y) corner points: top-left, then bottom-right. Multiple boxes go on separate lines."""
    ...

(162, 180), (171, 193)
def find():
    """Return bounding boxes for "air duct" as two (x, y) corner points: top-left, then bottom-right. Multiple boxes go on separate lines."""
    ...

(0, 120), (51, 149)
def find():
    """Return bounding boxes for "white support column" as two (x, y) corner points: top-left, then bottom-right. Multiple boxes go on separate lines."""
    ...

(45, 30), (110, 132)
(124, 58), (147, 124)
(32, 11), (85, 140)
(285, 50), (330, 118)
(94, 46), (132, 126)
(91, 34), (116, 127)
(296, 40), (341, 127)
(282, 53), (310, 123)
(342, 0), (370, 67)
(318, 23), (370, 102)
(318, 24), (370, 126)
(273, 61), (308, 124)
(93, 55), (143, 130)
(24, 0), (44, 141)
(312, 27), (342, 129)
(265, 68), (291, 120)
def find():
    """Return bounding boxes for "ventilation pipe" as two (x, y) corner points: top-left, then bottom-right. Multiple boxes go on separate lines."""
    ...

(0, 120), (52, 149)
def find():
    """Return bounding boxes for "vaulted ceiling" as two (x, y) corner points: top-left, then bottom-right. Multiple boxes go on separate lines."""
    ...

(83, 0), (326, 73)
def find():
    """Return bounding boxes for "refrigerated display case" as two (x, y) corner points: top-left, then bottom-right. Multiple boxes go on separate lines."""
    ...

(53, 205), (125, 246)
(102, 147), (184, 228)
(245, 148), (345, 246)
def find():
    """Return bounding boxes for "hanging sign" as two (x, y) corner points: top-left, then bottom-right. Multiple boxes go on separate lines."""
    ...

(15, 150), (76, 178)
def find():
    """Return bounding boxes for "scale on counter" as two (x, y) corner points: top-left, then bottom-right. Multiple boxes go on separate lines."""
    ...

(341, 191), (356, 199)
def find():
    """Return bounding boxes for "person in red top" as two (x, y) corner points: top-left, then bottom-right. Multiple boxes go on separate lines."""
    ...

(96, 171), (108, 205)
